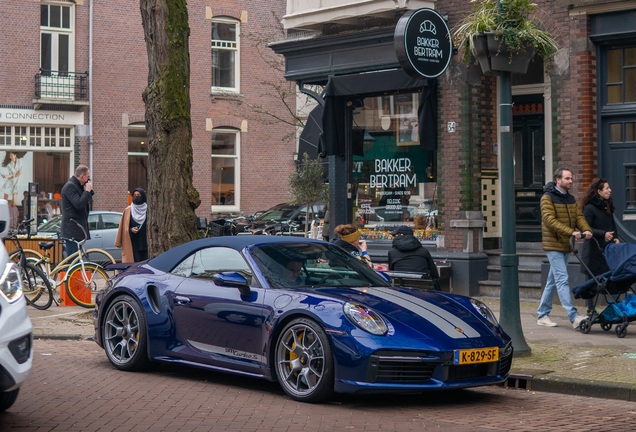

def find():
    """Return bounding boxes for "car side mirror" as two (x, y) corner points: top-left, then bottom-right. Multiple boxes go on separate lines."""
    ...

(375, 271), (390, 283)
(213, 272), (251, 296)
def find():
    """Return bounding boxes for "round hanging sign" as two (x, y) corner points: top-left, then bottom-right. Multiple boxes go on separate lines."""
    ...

(395, 8), (452, 79)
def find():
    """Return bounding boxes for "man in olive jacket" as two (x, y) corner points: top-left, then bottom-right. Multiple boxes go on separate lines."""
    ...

(537, 167), (592, 329)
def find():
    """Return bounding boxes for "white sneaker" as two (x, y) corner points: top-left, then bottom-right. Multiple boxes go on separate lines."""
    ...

(572, 315), (587, 329)
(537, 316), (558, 327)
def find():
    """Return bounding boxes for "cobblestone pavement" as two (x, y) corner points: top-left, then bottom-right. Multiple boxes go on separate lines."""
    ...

(2, 339), (636, 432)
(24, 296), (636, 401)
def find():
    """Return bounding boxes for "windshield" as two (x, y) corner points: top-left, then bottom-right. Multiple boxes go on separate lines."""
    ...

(254, 205), (296, 222)
(250, 243), (391, 289)
(38, 216), (62, 232)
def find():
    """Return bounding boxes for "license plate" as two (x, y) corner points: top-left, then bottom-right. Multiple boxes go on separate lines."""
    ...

(454, 347), (499, 365)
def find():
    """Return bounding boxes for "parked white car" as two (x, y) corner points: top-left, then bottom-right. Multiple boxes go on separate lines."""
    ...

(0, 199), (33, 412)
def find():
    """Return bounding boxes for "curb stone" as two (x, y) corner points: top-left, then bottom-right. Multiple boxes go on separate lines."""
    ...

(531, 375), (636, 402)
(33, 334), (94, 341)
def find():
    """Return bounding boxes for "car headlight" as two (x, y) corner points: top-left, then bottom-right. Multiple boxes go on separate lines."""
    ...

(0, 263), (22, 303)
(470, 298), (498, 326)
(344, 302), (388, 336)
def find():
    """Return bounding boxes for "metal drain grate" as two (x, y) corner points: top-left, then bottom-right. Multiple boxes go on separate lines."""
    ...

(501, 374), (532, 390)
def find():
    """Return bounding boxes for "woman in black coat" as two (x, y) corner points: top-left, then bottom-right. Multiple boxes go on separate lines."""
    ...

(579, 178), (620, 314)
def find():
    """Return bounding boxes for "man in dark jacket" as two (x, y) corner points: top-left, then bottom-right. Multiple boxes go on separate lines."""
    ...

(537, 167), (592, 330)
(388, 225), (440, 290)
(60, 165), (93, 257)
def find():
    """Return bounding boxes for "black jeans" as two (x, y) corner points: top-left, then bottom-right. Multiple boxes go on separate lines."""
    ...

(133, 249), (148, 262)
(65, 240), (78, 258)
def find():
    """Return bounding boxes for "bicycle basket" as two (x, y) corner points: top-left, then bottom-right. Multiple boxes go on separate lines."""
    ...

(208, 221), (226, 237)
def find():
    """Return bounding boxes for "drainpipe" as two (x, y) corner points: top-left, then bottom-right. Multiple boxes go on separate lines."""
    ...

(88, 0), (94, 177)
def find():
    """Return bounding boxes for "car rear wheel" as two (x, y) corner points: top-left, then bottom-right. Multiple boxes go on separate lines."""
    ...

(0, 389), (19, 412)
(103, 295), (151, 371)
(275, 318), (333, 403)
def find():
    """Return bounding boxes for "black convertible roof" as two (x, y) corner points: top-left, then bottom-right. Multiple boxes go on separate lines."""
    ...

(147, 235), (326, 273)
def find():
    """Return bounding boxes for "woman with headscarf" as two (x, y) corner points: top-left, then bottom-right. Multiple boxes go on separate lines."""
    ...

(333, 224), (372, 267)
(115, 188), (148, 262)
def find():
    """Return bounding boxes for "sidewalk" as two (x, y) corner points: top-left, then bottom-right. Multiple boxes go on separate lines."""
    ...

(27, 297), (636, 402)
(485, 297), (636, 402)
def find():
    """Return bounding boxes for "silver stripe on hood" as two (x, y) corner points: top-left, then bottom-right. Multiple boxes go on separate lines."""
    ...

(356, 287), (480, 339)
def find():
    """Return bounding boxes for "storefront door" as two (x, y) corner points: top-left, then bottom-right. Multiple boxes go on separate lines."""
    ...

(512, 96), (545, 242)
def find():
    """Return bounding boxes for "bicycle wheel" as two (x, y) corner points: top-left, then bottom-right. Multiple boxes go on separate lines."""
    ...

(22, 262), (53, 310)
(64, 262), (108, 308)
(85, 249), (116, 267)
(10, 249), (44, 265)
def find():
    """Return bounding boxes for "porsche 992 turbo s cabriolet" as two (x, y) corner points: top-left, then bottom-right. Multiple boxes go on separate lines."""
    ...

(93, 236), (513, 403)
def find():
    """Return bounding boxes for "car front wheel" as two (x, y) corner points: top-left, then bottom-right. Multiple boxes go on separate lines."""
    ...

(103, 295), (150, 371)
(0, 389), (19, 412)
(275, 318), (333, 402)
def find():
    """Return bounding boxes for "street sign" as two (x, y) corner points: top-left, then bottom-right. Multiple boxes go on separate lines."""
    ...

(395, 8), (452, 79)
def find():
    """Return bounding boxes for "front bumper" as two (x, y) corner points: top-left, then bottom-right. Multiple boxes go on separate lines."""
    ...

(0, 296), (33, 392)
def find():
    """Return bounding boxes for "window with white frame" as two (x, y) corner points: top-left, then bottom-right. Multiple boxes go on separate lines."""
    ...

(40, 3), (74, 75)
(0, 126), (73, 148)
(211, 19), (240, 93)
(128, 124), (149, 193)
(211, 130), (240, 211)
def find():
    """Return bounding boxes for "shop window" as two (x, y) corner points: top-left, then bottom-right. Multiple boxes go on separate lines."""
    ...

(60, 128), (71, 147)
(211, 19), (239, 93)
(44, 127), (55, 147)
(0, 127), (10, 146)
(627, 166), (636, 211)
(351, 92), (438, 241)
(128, 124), (148, 193)
(14, 127), (28, 147)
(0, 126), (72, 149)
(211, 130), (239, 211)
(606, 47), (636, 104)
(30, 127), (42, 147)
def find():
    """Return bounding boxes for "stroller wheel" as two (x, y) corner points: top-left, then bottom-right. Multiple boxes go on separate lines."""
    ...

(615, 324), (627, 338)
(580, 319), (591, 334)
(601, 323), (612, 332)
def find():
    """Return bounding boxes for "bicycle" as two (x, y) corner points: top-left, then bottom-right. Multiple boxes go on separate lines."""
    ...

(15, 219), (116, 308)
(5, 220), (54, 310)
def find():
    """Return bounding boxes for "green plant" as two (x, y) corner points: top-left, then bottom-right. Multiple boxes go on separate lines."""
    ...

(453, 0), (558, 69)
(288, 153), (329, 237)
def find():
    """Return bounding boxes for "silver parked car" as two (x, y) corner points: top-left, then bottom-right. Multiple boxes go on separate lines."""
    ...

(37, 211), (123, 262)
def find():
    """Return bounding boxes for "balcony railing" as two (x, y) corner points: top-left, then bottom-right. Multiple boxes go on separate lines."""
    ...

(34, 70), (89, 101)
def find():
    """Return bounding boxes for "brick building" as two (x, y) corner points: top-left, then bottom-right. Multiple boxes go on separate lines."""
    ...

(1, 0), (295, 222)
(273, 0), (636, 295)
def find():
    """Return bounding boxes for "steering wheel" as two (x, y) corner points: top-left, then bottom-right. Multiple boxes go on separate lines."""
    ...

(317, 273), (344, 285)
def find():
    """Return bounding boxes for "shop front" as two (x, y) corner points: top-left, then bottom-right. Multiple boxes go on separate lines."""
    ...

(0, 107), (82, 225)
(272, 9), (449, 258)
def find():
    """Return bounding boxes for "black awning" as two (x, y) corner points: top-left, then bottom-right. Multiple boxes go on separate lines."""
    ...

(318, 69), (437, 157)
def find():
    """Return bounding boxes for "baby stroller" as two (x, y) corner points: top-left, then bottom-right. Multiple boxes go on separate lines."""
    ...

(572, 237), (636, 338)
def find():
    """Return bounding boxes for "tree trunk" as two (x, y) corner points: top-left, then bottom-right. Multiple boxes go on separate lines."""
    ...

(140, 0), (200, 257)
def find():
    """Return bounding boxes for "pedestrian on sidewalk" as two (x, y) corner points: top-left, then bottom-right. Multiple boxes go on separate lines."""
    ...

(537, 167), (593, 329)
(115, 188), (148, 262)
(579, 178), (620, 316)
(60, 165), (93, 258)
(333, 224), (372, 267)
(388, 225), (440, 290)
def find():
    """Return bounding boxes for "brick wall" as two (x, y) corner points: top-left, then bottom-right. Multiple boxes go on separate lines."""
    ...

(1, 0), (294, 218)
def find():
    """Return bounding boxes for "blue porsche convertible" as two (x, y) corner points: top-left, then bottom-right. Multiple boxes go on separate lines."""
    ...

(93, 236), (513, 402)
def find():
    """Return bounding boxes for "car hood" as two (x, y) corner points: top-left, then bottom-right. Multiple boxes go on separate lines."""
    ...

(310, 286), (500, 341)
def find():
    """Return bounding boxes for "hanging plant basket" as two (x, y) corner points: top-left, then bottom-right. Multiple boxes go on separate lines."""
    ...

(471, 32), (537, 75)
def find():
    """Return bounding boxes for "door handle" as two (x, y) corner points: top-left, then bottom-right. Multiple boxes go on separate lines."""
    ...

(174, 295), (192, 305)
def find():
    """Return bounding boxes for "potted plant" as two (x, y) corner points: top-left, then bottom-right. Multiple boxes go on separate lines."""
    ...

(452, 0), (558, 75)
